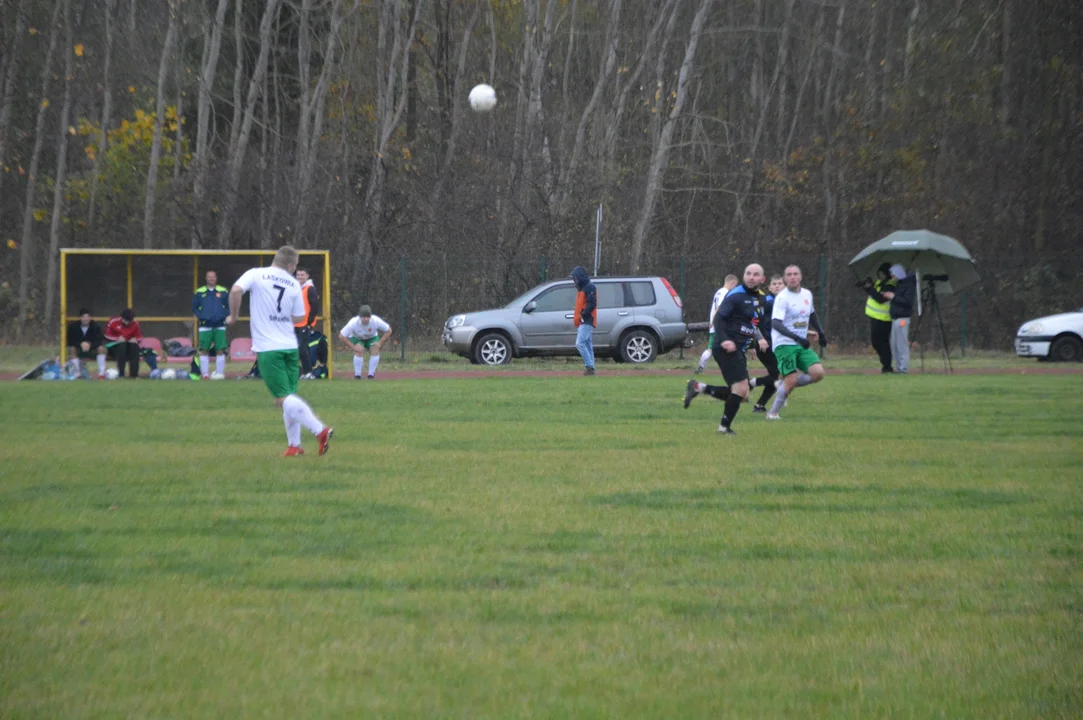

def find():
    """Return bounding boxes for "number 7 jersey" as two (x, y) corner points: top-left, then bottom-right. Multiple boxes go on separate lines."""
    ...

(234, 266), (305, 352)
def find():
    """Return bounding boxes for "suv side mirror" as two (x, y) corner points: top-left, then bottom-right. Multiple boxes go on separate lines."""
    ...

(523, 301), (537, 314)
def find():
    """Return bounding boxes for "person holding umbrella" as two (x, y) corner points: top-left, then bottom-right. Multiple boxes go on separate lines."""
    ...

(887, 264), (917, 373)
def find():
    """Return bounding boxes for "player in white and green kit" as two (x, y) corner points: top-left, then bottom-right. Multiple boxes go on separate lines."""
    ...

(228, 246), (333, 457)
(339, 305), (393, 379)
(766, 264), (828, 419)
(696, 274), (738, 374)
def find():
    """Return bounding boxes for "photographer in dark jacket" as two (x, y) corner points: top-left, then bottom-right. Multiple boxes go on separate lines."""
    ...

(887, 264), (917, 374)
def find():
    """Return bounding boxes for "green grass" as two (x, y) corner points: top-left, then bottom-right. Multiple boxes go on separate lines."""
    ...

(0, 342), (1052, 375)
(1, 374), (1081, 718)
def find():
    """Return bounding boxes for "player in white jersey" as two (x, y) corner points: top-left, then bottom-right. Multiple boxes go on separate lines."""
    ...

(696, 274), (738, 373)
(227, 246), (333, 457)
(766, 264), (827, 419)
(339, 305), (393, 379)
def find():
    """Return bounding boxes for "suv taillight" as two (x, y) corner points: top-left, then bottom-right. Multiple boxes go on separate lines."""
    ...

(660, 277), (682, 309)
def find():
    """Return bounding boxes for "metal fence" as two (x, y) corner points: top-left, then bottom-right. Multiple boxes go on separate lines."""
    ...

(333, 251), (1081, 358)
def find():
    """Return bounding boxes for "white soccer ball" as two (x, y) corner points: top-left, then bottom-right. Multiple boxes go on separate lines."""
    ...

(161, 368), (177, 380)
(149, 369), (162, 379)
(468, 83), (497, 112)
(210, 372), (225, 380)
(104, 368), (120, 380)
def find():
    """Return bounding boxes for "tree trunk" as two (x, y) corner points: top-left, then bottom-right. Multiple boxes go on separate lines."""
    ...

(628, 0), (714, 272)
(217, 0), (284, 248)
(87, 0), (116, 234)
(171, 58), (184, 247)
(904, 0), (920, 86)
(143, 2), (178, 249)
(227, 0), (245, 160)
(17, 0), (62, 338)
(820, 2), (845, 126)
(43, 0), (74, 334)
(556, 0), (622, 214)
(192, 0), (230, 247)
(999, 0), (1011, 132)
(0, 0), (26, 212)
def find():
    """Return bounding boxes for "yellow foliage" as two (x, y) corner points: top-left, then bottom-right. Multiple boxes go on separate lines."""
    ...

(40, 98), (50, 110)
(74, 43), (84, 57)
(33, 209), (47, 222)
(6, 239), (17, 250)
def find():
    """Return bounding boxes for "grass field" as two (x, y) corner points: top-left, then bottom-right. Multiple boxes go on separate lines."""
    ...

(2, 372), (1082, 718)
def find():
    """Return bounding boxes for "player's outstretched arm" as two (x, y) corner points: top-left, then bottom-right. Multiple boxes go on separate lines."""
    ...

(226, 285), (243, 325)
(809, 312), (827, 346)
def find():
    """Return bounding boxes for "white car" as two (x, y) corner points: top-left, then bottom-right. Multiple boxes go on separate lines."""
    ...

(1015, 308), (1083, 362)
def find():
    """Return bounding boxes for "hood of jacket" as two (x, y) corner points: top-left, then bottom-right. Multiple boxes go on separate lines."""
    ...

(570, 266), (591, 291)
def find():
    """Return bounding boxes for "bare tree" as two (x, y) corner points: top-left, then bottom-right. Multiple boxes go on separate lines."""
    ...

(17, 0), (63, 337)
(143, 0), (178, 249)
(192, 0), (230, 247)
(628, 0), (715, 272)
(0, 0), (27, 213)
(87, 0), (117, 233)
(44, 0), (74, 331)
(217, 0), (284, 247)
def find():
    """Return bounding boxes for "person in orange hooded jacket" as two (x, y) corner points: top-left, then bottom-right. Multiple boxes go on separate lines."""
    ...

(570, 266), (597, 376)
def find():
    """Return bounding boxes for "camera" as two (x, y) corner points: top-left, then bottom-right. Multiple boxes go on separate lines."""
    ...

(854, 277), (873, 289)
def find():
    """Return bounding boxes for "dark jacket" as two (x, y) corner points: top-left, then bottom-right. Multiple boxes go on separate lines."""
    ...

(570, 267), (597, 328)
(712, 284), (762, 351)
(890, 274), (917, 319)
(192, 285), (230, 327)
(67, 320), (103, 348)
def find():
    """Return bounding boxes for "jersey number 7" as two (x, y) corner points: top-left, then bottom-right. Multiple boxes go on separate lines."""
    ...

(272, 284), (286, 313)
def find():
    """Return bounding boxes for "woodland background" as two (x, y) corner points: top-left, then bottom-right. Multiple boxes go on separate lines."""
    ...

(0, 0), (1080, 350)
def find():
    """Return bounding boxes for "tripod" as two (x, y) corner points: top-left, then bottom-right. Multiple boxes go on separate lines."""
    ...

(914, 279), (952, 373)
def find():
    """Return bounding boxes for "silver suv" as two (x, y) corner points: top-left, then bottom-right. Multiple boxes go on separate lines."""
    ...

(442, 276), (687, 365)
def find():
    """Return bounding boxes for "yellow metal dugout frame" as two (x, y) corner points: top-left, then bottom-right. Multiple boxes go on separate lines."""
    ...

(59, 248), (333, 378)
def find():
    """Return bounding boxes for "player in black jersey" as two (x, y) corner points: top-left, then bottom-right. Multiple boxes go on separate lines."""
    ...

(683, 263), (766, 435)
(748, 274), (784, 412)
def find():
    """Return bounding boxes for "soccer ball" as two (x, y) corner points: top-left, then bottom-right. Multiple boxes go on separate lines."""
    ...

(161, 368), (177, 380)
(468, 83), (497, 112)
(104, 368), (120, 380)
(149, 369), (162, 379)
(210, 372), (225, 380)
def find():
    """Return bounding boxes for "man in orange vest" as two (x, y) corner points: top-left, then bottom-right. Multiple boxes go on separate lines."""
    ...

(294, 267), (320, 378)
(570, 266), (597, 376)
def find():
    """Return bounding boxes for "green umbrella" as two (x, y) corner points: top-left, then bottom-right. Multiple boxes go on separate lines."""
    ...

(848, 229), (980, 294)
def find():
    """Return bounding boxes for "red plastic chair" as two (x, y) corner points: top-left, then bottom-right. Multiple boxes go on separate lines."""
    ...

(230, 337), (257, 363)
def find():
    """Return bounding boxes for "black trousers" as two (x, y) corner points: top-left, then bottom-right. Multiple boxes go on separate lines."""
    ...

(109, 342), (140, 377)
(870, 318), (893, 371)
(294, 328), (314, 374)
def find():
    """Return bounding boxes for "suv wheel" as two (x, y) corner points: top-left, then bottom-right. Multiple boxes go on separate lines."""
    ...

(1050, 335), (1083, 362)
(620, 330), (657, 364)
(474, 333), (512, 366)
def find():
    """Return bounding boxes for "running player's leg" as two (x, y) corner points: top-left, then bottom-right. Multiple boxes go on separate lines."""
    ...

(716, 348), (749, 434)
(752, 349), (779, 411)
(198, 327), (213, 378)
(696, 332), (714, 373)
(213, 328), (227, 376)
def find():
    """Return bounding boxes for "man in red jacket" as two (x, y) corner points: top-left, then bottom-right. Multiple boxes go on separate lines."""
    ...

(104, 308), (144, 378)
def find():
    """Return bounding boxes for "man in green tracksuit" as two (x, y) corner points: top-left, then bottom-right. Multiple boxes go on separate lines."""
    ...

(193, 270), (230, 378)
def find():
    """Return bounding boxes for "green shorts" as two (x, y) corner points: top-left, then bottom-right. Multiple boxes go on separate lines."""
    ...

(706, 332), (714, 348)
(350, 335), (382, 351)
(257, 349), (299, 398)
(198, 326), (227, 352)
(774, 343), (821, 377)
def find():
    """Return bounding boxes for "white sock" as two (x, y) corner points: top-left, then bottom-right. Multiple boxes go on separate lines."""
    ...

(96, 354), (106, 375)
(215, 354), (225, 375)
(769, 387), (788, 414)
(200, 354), (210, 376)
(283, 408), (302, 447)
(368, 355), (380, 376)
(796, 373), (812, 387)
(73, 358), (81, 373)
(353, 356), (364, 377)
(698, 348), (711, 369)
(283, 394), (325, 435)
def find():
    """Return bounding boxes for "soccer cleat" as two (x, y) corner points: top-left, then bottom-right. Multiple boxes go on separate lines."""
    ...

(766, 412), (781, 420)
(317, 426), (334, 456)
(202, 375), (210, 380)
(694, 366), (703, 375)
(752, 404), (767, 413)
(717, 425), (737, 435)
(684, 379), (698, 409)
(367, 375), (376, 379)
(584, 368), (596, 376)
(355, 375), (362, 380)
(282, 446), (304, 457)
